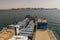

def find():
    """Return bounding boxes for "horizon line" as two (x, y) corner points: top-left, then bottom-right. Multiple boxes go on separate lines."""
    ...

(0, 8), (59, 10)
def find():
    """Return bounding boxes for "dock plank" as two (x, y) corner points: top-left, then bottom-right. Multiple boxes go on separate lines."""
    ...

(35, 30), (57, 40)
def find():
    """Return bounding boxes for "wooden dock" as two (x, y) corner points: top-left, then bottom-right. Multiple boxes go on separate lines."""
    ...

(35, 30), (57, 40)
(31, 19), (57, 40)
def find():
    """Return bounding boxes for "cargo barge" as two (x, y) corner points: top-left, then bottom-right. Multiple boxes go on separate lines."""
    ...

(0, 15), (60, 40)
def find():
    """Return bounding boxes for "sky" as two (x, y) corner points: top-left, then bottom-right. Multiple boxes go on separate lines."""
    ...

(0, 0), (60, 9)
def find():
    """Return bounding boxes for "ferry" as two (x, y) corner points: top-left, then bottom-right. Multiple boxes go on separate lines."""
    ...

(0, 15), (60, 40)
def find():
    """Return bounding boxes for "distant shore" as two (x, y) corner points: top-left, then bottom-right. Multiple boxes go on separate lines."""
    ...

(0, 8), (58, 10)
(11, 8), (58, 10)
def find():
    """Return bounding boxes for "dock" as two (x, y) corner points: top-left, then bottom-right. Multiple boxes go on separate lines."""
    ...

(32, 18), (57, 40)
(35, 30), (57, 40)
(0, 15), (59, 40)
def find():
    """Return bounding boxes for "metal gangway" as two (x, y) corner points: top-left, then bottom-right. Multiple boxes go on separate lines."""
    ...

(19, 20), (34, 38)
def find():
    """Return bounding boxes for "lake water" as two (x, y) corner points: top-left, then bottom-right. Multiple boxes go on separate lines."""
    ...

(0, 9), (60, 35)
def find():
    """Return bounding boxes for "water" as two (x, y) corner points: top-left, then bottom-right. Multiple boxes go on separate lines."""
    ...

(0, 9), (60, 35)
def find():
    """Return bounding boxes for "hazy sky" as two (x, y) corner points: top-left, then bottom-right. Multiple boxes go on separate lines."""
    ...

(0, 0), (60, 9)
